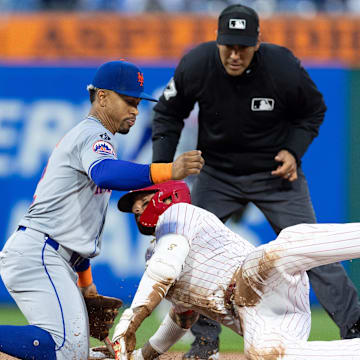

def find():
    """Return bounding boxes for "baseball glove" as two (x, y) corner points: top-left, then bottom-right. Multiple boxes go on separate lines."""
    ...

(84, 294), (123, 341)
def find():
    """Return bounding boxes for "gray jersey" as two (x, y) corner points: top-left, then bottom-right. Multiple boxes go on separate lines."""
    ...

(20, 115), (116, 258)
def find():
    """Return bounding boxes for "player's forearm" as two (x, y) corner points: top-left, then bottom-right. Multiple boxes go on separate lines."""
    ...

(90, 157), (186, 190)
(132, 234), (190, 310)
(90, 159), (152, 190)
(134, 341), (161, 360)
(144, 310), (192, 359)
(112, 275), (171, 351)
(284, 71), (326, 160)
(283, 123), (321, 162)
(112, 234), (191, 356)
(140, 309), (198, 359)
(77, 261), (93, 289)
(152, 135), (180, 163)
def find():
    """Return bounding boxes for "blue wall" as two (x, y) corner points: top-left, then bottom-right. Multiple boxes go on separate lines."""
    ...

(0, 64), (348, 305)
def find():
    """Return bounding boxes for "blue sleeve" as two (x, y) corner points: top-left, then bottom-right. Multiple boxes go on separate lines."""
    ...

(90, 158), (153, 191)
(75, 258), (90, 272)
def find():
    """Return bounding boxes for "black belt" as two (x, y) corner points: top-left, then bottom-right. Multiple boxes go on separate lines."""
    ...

(17, 226), (84, 268)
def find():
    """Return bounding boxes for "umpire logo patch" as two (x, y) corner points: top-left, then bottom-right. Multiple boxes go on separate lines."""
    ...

(93, 140), (116, 156)
(251, 98), (275, 111)
(229, 19), (246, 30)
(163, 77), (177, 101)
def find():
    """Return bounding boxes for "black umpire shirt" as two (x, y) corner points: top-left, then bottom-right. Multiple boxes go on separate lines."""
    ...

(152, 41), (327, 175)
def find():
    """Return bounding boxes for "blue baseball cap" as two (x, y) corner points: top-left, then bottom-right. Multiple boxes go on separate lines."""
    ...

(89, 60), (158, 102)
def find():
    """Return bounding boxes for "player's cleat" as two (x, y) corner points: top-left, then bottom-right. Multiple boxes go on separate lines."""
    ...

(343, 319), (360, 339)
(88, 346), (114, 359)
(183, 338), (219, 360)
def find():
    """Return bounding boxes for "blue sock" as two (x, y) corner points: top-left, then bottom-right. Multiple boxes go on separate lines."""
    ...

(0, 325), (56, 359)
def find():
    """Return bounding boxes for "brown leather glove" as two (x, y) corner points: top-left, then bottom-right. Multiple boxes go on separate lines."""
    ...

(84, 294), (123, 341)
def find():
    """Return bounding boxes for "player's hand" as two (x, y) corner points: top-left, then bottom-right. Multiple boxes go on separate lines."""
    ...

(112, 308), (137, 359)
(271, 150), (298, 182)
(131, 349), (145, 359)
(112, 347), (143, 360)
(80, 282), (97, 297)
(113, 338), (129, 360)
(172, 150), (204, 180)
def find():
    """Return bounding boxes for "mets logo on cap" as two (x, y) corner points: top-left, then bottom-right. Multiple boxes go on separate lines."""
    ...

(89, 61), (157, 102)
(137, 72), (144, 87)
(92, 140), (116, 157)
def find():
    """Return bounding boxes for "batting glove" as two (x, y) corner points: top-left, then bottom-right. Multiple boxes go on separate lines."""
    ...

(112, 308), (137, 360)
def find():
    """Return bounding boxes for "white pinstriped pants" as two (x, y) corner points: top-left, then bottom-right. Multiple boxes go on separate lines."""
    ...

(237, 223), (360, 360)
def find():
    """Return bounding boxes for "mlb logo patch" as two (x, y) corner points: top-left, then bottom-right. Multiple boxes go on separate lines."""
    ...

(100, 133), (111, 141)
(251, 98), (275, 111)
(92, 140), (116, 156)
(229, 19), (246, 30)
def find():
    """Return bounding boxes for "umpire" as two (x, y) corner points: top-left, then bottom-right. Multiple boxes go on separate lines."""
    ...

(152, 3), (360, 359)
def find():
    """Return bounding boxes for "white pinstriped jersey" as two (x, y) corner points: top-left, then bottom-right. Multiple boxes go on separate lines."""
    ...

(20, 116), (116, 258)
(155, 202), (255, 333)
(151, 209), (360, 359)
(236, 223), (360, 358)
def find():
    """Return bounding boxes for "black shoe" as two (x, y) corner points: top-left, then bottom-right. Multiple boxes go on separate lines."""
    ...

(344, 320), (360, 339)
(182, 338), (219, 359)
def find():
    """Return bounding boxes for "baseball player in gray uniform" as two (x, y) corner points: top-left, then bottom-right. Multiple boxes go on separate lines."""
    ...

(0, 61), (204, 360)
(111, 181), (360, 360)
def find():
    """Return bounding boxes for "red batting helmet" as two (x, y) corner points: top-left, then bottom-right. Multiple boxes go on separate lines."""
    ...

(117, 180), (191, 227)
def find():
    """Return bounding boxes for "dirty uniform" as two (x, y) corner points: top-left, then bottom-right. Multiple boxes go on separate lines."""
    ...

(151, 203), (360, 359)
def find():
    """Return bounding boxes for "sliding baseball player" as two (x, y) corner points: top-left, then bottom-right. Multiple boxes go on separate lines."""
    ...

(110, 180), (360, 360)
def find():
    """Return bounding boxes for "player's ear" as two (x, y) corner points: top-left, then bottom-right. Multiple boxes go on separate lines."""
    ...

(162, 196), (172, 205)
(255, 35), (261, 51)
(96, 89), (107, 107)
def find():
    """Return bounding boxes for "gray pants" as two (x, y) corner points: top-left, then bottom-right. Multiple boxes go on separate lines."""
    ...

(0, 228), (89, 360)
(190, 165), (360, 340)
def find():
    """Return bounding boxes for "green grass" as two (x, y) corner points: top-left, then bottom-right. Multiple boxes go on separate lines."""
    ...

(0, 304), (340, 353)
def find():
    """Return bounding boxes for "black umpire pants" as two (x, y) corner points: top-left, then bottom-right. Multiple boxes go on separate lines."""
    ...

(190, 165), (360, 340)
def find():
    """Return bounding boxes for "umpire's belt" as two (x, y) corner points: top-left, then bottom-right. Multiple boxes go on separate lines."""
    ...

(17, 226), (84, 268)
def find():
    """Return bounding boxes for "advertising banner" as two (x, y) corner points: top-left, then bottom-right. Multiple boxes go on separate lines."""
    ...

(0, 14), (360, 64)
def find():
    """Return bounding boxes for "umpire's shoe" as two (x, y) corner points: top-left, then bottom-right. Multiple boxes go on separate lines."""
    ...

(343, 319), (360, 339)
(183, 338), (219, 360)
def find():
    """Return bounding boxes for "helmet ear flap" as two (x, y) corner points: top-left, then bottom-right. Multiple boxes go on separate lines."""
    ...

(138, 192), (162, 227)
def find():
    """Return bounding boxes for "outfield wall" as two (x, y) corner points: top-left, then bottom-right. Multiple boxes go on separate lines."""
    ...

(0, 64), (353, 304)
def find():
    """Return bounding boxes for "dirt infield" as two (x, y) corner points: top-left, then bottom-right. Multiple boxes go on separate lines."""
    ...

(159, 352), (246, 359)
(0, 353), (18, 360)
(0, 351), (246, 360)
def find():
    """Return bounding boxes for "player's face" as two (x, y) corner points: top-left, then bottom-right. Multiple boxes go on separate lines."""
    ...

(131, 192), (172, 235)
(132, 193), (155, 217)
(217, 42), (260, 76)
(132, 192), (156, 235)
(106, 92), (141, 134)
